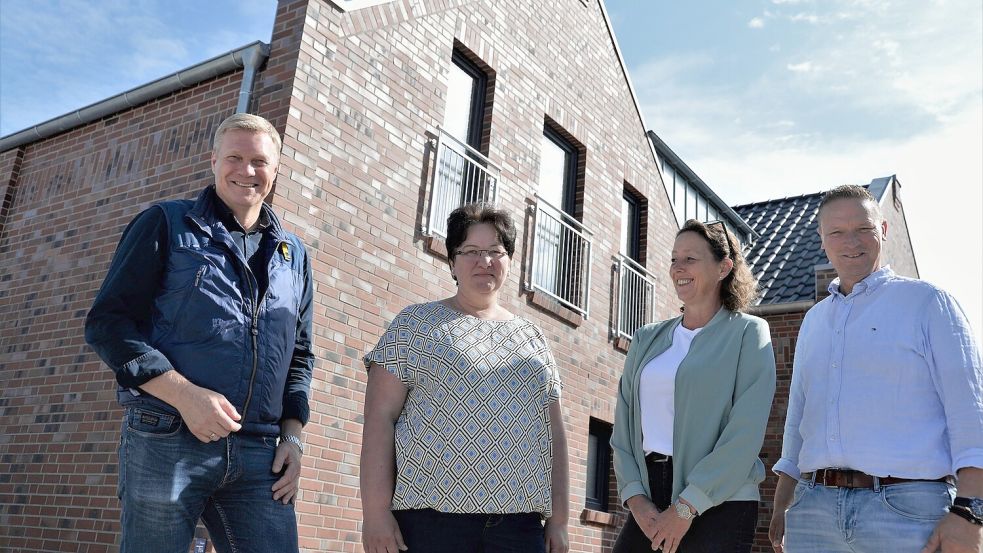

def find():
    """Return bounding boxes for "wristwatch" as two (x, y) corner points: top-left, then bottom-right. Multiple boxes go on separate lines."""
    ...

(280, 434), (304, 454)
(673, 500), (696, 521)
(952, 497), (983, 524)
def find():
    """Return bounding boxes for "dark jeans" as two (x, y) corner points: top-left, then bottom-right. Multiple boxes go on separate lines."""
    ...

(118, 407), (298, 553)
(393, 508), (545, 553)
(613, 455), (758, 553)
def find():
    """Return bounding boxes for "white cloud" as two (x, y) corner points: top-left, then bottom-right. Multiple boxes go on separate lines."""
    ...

(789, 12), (822, 23)
(748, 17), (766, 29)
(786, 61), (815, 72)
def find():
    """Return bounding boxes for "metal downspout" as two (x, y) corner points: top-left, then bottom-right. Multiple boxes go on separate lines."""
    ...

(236, 42), (270, 113)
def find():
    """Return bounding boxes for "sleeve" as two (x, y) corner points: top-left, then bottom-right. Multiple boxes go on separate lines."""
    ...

(84, 207), (176, 389)
(773, 312), (810, 479)
(534, 324), (562, 404)
(363, 308), (415, 387)
(678, 318), (778, 514)
(610, 325), (650, 507)
(923, 289), (983, 473)
(281, 240), (315, 425)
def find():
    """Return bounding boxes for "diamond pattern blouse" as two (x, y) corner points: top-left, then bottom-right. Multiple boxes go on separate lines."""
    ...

(364, 301), (562, 516)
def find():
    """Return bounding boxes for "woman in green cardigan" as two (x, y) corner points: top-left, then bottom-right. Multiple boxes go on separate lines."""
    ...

(611, 220), (776, 553)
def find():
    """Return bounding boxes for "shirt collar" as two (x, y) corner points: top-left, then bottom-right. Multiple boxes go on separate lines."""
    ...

(828, 265), (894, 298)
(212, 188), (271, 233)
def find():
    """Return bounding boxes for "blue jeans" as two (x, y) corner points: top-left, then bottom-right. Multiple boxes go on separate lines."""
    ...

(118, 407), (298, 553)
(393, 508), (545, 553)
(784, 479), (955, 553)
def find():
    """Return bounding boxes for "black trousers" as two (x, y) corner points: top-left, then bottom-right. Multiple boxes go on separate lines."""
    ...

(612, 455), (758, 553)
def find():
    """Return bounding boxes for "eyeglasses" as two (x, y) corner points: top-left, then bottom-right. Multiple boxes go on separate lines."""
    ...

(454, 249), (509, 260)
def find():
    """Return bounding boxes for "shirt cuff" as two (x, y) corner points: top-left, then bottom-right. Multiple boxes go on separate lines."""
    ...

(678, 484), (714, 516)
(281, 393), (310, 426)
(773, 458), (802, 480)
(619, 481), (647, 508)
(117, 349), (174, 389)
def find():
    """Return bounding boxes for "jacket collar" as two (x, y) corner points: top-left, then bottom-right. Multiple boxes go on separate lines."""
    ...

(185, 186), (285, 240)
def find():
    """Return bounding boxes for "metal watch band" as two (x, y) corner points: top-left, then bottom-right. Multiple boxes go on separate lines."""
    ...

(280, 434), (304, 454)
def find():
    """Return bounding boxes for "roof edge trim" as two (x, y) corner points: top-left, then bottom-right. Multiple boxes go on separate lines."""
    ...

(0, 41), (270, 153)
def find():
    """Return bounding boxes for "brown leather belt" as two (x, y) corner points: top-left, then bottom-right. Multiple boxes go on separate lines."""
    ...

(803, 468), (952, 489)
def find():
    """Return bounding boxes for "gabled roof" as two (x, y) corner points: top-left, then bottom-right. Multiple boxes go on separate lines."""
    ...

(733, 192), (826, 304)
(733, 177), (896, 305)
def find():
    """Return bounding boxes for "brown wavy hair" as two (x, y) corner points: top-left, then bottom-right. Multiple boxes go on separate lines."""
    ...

(678, 220), (759, 312)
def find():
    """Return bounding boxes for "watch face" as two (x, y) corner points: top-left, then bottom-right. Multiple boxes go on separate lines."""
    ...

(956, 497), (983, 517)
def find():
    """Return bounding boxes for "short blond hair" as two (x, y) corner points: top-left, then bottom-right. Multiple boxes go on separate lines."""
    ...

(213, 113), (282, 156)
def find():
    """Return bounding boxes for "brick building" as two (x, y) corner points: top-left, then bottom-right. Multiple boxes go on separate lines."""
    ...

(0, 0), (691, 551)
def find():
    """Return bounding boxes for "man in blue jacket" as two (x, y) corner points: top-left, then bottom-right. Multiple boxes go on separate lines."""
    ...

(85, 113), (315, 553)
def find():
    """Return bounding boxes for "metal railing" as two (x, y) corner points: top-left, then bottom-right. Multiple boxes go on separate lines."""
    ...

(614, 254), (657, 339)
(527, 196), (593, 318)
(425, 128), (500, 238)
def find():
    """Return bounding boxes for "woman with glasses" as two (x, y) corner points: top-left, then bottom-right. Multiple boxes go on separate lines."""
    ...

(611, 219), (776, 553)
(360, 203), (570, 553)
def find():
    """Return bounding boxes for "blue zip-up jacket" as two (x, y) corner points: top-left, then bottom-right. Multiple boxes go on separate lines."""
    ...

(85, 186), (314, 435)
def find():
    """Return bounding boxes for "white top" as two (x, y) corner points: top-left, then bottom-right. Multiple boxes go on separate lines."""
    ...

(774, 267), (983, 480)
(640, 323), (702, 456)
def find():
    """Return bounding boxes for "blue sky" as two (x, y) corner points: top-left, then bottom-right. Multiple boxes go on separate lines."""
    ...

(1, 0), (980, 336)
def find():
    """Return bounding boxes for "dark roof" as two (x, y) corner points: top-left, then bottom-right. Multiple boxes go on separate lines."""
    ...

(733, 192), (828, 304)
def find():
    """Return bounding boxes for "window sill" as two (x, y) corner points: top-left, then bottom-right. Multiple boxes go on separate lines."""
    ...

(614, 336), (631, 353)
(425, 236), (449, 260)
(528, 290), (583, 328)
(580, 508), (617, 527)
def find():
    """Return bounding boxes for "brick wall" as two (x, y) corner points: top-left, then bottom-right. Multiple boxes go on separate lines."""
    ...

(751, 308), (806, 553)
(270, 0), (677, 550)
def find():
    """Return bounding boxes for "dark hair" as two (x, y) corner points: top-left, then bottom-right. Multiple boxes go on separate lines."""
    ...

(818, 185), (881, 221)
(677, 219), (759, 312)
(445, 203), (517, 264)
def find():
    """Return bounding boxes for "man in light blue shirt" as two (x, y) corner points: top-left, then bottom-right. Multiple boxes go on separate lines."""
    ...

(769, 185), (983, 553)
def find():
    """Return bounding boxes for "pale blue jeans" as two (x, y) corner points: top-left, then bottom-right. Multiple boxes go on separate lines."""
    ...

(784, 478), (955, 553)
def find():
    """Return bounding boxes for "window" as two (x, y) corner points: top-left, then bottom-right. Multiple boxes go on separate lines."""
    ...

(529, 122), (592, 317)
(586, 419), (613, 512)
(442, 50), (487, 150)
(538, 127), (577, 214)
(616, 187), (653, 340)
(426, 48), (498, 240)
(620, 192), (640, 261)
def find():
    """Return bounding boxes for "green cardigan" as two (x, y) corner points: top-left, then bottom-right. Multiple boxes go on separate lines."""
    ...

(611, 308), (776, 515)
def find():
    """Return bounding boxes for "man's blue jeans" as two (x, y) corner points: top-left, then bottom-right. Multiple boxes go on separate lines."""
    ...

(393, 508), (546, 553)
(784, 478), (955, 552)
(118, 407), (298, 553)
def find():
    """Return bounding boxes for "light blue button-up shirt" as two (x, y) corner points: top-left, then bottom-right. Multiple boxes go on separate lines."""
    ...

(774, 267), (983, 480)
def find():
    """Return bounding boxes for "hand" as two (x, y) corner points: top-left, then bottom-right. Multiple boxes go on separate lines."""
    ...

(920, 512), (983, 553)
(271, 439), (302, 504)
(172, 384), (242, 443)
(769, 507), (786, 553)
(626, 495), (662, 543)
(544, 516), (569, 552)
(362, 509), (407, 553)
(648, 502), (694, 553)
